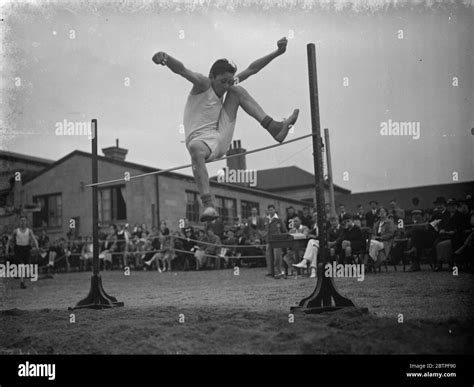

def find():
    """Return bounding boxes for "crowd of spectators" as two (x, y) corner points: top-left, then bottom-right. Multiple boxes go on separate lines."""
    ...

(1, 194), (472, 277)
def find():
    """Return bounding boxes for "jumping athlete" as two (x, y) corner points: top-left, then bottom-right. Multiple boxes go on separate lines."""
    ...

(152, 37), (299, 221)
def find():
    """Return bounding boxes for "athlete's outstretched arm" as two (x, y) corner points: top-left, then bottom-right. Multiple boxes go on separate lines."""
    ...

(152, 51), (209, 91)
(235, 37), (288, 84)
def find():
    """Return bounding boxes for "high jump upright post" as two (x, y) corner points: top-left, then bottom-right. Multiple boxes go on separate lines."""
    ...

(70, 119), (124, 310)
(291, 43), (357, 314)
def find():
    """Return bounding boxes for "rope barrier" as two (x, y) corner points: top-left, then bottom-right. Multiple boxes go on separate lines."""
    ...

(85, 133), (315, 187)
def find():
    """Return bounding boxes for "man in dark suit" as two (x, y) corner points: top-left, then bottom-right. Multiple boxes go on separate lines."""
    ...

(337, 204), (347, 224)
(365, 200), (379, 228)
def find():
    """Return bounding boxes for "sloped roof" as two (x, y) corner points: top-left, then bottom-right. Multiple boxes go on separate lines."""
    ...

(0, 150), (54, 166)
(21, 150), (310, 205)
(254, 166), (350, 194)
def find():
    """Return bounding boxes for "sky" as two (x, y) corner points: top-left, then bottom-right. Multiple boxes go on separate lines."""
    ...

(1, 0), (473, 193)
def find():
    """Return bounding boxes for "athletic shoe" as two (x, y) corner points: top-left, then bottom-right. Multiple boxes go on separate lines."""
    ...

(310, 268), (316, 278)
(292, 260), (308, 269)
(199, 207), (219, 222)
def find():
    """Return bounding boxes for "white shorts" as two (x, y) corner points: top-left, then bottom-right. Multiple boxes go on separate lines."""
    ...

(186, 108), (237, 162)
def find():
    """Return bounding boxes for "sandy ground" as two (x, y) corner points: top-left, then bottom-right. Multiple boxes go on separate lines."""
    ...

(0, 265), (473, 354)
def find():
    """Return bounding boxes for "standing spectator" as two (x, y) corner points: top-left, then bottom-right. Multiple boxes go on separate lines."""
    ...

(389, 199), (405, 222)
(6, 215), (39, 288)
(365, 200), (379, 228)
(263, 204), (288, 279)
(337, 204), (347, 224)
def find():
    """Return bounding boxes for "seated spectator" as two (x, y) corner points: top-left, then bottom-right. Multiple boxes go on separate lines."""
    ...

(246, 207), (266, 242)
(433, 198), (465, 271)
(145, 233), (174, 272)
(327, 216), (343, 261)
(453, 211), (474, 271)
(404, 210), (436, 271)
(159, 221), (170, 236)
(68, 236), (83, 271)
(180, 227), (196, 270)
(81, 236), (94, 271)
(284, 216), (310, 275)
(336, 213), (366, 264)
(368, 207), (395, 267)
(221, 229), (238, 268)
(300, 206), (313, 229)
(292, 215), (319, 278)
(285, 206), (297, 230)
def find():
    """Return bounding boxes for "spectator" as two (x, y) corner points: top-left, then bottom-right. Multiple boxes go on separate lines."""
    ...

(365, 200), (379, 228)
(337, 204), (347, 224)
(159, 221), (170, 236)
(284, 216), (309, 275)
(389, 199), (405, 222)
(195, 228), (221, 270)
(246, 207), (266, 242)
(355, 204), (365, 224)
(81, 236), (94, 271)
(368, 207), (395, 268)
(327, 216), (343, 262)
(336, 214), (366, 264)
(433, 198), (465, 271)
(221, 229), (238, 268)
(292, 213), (319, 278)
(263, 204), (288, 279)
(285, 206), (297, 230)
(116, 225), (129, 268)
(405, 210), (434, 272)
(300, 206), (313, 229)
(453, 211), (474, 271)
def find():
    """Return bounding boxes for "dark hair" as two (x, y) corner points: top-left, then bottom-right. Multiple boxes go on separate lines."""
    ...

(267, 204), (276, 210)
(209, 59), (237, 78)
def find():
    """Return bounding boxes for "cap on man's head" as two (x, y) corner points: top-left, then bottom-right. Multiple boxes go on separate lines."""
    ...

(369, 200), (378, 205)
(447, 198), (458, 206)
(342, 213), (353, 221)
(433, 196), (447, 205)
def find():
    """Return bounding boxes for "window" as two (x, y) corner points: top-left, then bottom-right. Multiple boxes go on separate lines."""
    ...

(99, 185), (127, 222)
(241, 200), (260, 219)
(33, 193), (62, 228)
(216, 195), (237, 224)
(186, 191), (200, 223)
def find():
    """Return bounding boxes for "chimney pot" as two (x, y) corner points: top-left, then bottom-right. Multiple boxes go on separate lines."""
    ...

(116, 139), (119, 148)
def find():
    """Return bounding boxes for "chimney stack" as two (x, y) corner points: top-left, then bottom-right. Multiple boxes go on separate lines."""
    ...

(226, 140), (247, 171)
(102, 138), (128, 161)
